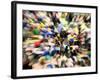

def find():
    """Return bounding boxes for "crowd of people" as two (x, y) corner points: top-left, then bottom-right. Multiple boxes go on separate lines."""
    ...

(22, 10), (91, 69)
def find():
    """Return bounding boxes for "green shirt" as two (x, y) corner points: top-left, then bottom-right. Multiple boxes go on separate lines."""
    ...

(32, 28), (40, 35)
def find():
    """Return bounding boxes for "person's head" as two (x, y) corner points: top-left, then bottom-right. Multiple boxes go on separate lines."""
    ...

(23, 54), (29, 65)
(25, 50), (32, 56)
(56, 19), (61, 24)
(70, 46), (73, 50)
(39, 57), (46, 65)
(69, 38), (74, 45)
(77, 60), (85, 67)
(87, 43), (91, 51)
(44, 39), (48, 42)
(82, 57), (91, 66)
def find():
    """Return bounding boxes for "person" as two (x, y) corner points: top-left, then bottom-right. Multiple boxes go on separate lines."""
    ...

(23, 49), (33, 69)
(65, 58), (74, 67)
(32, 27), (40, 35)
(57, 20), (63, 33)
(32, 57), (46, 69)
